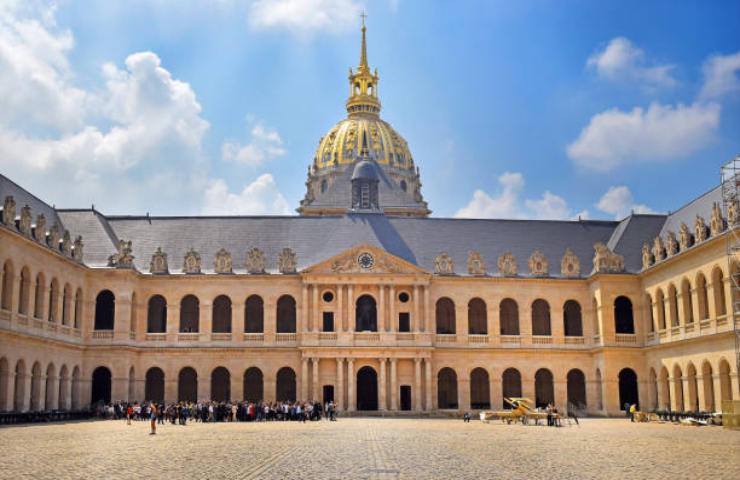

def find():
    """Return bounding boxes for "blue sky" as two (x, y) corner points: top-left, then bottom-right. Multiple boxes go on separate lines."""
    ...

(1, 0), (739, 219)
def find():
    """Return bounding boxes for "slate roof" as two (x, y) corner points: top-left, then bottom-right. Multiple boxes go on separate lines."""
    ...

(0, 172), (726, 277)
(0, 175), (65, 230)
(659, 185), (722, 238)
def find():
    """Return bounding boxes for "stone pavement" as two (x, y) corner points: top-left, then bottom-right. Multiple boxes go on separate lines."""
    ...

(0, 418), (738, 479)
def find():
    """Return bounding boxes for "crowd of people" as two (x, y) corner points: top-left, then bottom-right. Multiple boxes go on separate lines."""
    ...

(95, 400), (338, 434)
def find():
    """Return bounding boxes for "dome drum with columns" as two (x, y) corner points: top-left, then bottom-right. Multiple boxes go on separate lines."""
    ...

(299, 20), (430, 217)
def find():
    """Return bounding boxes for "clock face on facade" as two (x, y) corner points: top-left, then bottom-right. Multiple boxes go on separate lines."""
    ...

(357, 252), (374, 270)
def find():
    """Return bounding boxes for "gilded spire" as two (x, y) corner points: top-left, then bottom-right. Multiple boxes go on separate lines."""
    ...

(359, 11), (368, 71)
(346, 13), (380, 117)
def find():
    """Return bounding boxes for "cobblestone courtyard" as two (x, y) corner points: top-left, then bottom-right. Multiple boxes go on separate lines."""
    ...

(1, 418), (738, 479)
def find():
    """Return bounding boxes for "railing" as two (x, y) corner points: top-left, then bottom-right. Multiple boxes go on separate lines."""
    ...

(658, 329), (667, 339)
(33, 319), (44, 329)
(145, 333), (166, 342)
(684, 323), (695, 333)
(92, 330), (113, 340)
(468, 334), (489, 344)
(716, 314), (727, 326)
(435, 334), (457, 344)
(670, 326), (681, 336)
(211, 333), (232, 342)
(354, 332), (380, 342)
(593, 335), (601, 343)
(0, 309), (11, 322)
(396, 332), (416, 342)
(699, 319), (712, 330)
(500, 335), (520, 345)
(646, 332), (656, 342)
(275, 333), (297, 343)
(564, 336), (585, 345)
(318, 332), (337, 342)
(60, 326), (71, 336)
(243, 333), (264, 343)
(178, 333), (200, 342)
(531, 335), (552, 345)
(615, 333), (637, 344)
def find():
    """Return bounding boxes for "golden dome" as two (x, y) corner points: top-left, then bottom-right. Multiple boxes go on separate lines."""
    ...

(313, 116), (414, 171)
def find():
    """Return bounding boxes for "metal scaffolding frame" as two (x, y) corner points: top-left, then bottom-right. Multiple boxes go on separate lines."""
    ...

(720, 154), (740, 378)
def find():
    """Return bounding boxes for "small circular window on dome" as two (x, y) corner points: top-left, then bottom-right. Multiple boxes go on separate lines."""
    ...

(400, 180), (407, 192)
(322, 291), (334, 303)
(320, 179), (327, 193)
(398, 292), (410, 303)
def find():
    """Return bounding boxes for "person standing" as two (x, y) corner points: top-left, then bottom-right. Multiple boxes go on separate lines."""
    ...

(149, 402), (158, 435)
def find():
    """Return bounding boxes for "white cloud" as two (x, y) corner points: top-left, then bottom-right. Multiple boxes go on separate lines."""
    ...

(596, 185), (655, 220)
(700, 51), (740, 99)
(587, 37), (676, 89)
(248, 0), (363, 33)
(567, 102), (720, 171)
(222, 121), (286, 166)
(203, 174), (291, 215)
(455, 172), (586, 220)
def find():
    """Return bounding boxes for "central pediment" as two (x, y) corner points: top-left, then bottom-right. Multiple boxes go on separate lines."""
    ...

(302, 244), (428, 275)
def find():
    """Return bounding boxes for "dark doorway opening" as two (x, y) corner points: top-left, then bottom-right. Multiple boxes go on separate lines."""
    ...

(356, 366), (378, 410)
(618, 368), (639, 410)
(323, 385), (334, 404)
(91, 366), (111, 404)
(323, 312), (334, 332)
(398, 312), (410, 332)
(400, 385), (412, 411)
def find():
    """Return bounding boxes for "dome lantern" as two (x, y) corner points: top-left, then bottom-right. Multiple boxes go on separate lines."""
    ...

(346, 15), (381, 118)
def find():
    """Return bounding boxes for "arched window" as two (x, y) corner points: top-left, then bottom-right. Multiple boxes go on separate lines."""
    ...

(534, 368), (554, 408)
(33, 273), (45, 319)
(696, 274), (709, 320)
(30, 362), (42, 411)
(435, 298), (455, 334)
(499, 299), (519, 335)
(648, 368), (658, 411)
(73, 289), (83, 329)
(243, 367), (264, 402)
(437, 367), (458, 409)
(712, 267), (727, 317)
(91, 366), (112, 404)
(667, 284), (679, 327)
(62, 284), (71, 326)
(276, 367), (296, 402)
(655, 289), (666, 329)
(531, 299), (551, 336)
(179, 295), (199, 333)
(178, 367), (197, 403)
(211, 367), (230, 402)
(501, 368), (522, 409)
(470, 368), (490, 409)
(356, 366), (378, 410)
(48, 278), (59, 322)
(13, 360), (26, 411)
(567, 369), (587, 410)
(245, 295), (264, 333)
(17, 267), (30, 315)
(563, 300), (583, 336)
(147, 295), (167, 333)
(659, 366), (670, 410)
(45, 363), (56, 409)
(212, 295), (232, 333)
(468, 298), (487, 335)
(614, 296), (634, 334)
(94, 290), (115, 330)
(400, 180), (407, 192)
(145, 367), (165, 403)
(681, 279), (694, 324)
(619, 368), (639, 410)
(276, 295), (296, 333)
(1, 260), (14, 311)
(320, 179), (327, 193)
(58, 365), (69, 410)
(71, 366), (80, 409)
(718, 359), (733, 403)
(355, 295), (378, 332)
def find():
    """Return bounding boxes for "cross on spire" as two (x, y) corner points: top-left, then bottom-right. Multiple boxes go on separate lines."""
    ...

(360, 10), (367, 27)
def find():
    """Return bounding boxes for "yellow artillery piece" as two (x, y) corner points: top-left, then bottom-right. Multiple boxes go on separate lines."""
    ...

(479, 397), (562, 425)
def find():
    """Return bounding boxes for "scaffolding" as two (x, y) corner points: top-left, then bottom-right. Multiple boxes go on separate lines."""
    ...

(720, 154), (740, 378)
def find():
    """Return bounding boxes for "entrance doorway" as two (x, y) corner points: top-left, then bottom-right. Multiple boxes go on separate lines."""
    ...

(400, 385), (412, 411)
(356, 366), (378, 410)
(323, 385), (334, 404)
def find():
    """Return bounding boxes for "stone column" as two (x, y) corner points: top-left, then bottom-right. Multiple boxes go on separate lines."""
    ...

(301, 358), (309, 401)
(379, 285), (386, 332)
(37, 374), (47, 411)
(459, 370), (470, 412)
(264, 374), (275, 403)
(301, 284), (308, 333)
(312, 285), (319, 332)
(490, 369), (502, 410)
(114, 292), (132, 339)
(487, 302), (497, 337)
(412, 285), (419, 332)
(2, 371), (15, 411)
(690, 287), (701, 327)
(413, 359), (422, 411)
(389, 286), (396, 332)
(337, 285), (344, 333)
(165, 377), (178, 404)
(33, 281), (46, 321)
(47, 375), (59, 410)
(554, 379), (568, 411)
(336, 358), (344, 410)
(62, 377), (73, 410)
(552, 304), (565, 342)
(232, 372), (243, 402)
(21, 373), (31, 411)
(347, 359), (355, 411)
(378, 358), (387, 411)
(424, 358), (432, 411)
(457, 302), (468, 337)
(166, 303), (179, 340)
(706, 284), (717, 321)
(696, 374), (707, 411)
(390, 358), (398, 411)
(312, 358), (320, 401)
(670, 377), (681, 411)
(424, 287), (432, 333)
(348, 286), (355, 332)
